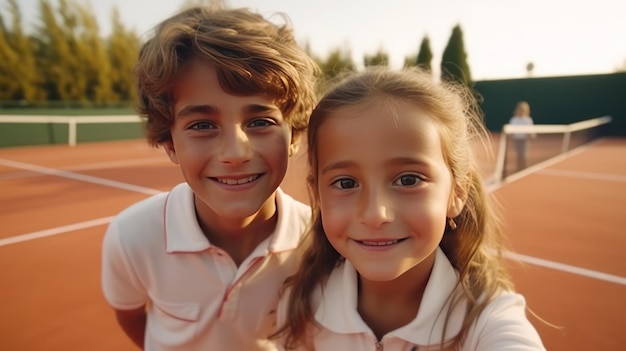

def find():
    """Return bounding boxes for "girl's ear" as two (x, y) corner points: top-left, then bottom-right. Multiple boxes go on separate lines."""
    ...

(447, 185), (467, 218)
(164, 141), (179, 165)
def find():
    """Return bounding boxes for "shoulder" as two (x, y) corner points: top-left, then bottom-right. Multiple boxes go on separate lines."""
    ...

(466, 291), (546, 350)
(278, 189), (311, 216)
(277, 188), (311, 230)
(105, 183), (190, 243)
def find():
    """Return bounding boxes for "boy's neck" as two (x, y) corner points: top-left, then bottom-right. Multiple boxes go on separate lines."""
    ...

(195, 196), (279, 267)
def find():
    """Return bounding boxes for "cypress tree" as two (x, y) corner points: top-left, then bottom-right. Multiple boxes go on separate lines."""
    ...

(416, 35), (433, 73)
(0, 0), (41, 101)
(107, 7), (140, 103)
(364, 48), (389, 67)
(441, 24), (472, 86)
(75, 2), (115, 103)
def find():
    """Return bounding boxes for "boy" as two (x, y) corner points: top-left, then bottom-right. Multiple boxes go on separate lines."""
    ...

(101, 5), (319, 350)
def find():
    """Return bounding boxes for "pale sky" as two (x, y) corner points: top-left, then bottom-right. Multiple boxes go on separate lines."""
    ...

(11, 0), (626, 80)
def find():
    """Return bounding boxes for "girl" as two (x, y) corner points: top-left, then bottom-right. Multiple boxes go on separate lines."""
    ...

(274, 67), (545, 350)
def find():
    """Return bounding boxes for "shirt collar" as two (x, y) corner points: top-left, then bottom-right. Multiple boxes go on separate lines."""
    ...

(164, 184), (304, 254)
(165, 183), (210, 253)
(266, 188), (308, 253)
(314, 247), (466, 344)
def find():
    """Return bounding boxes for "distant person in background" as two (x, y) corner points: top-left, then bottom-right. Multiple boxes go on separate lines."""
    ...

(509, 101), (535, 171)
(100, 4), (319, 351)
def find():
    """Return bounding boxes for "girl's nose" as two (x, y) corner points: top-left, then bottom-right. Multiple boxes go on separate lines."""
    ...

(358, 187), (394, 229)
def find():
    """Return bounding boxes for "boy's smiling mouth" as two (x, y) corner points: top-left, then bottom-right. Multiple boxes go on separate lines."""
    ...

(214, 174), (261, 185)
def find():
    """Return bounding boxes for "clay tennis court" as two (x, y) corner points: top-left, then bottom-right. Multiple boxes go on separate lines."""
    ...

(1, 135), (624, 350)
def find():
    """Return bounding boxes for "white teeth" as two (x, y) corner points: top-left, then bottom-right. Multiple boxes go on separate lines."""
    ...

(217, 175), (259, 185)
(361, 240), (400, 246)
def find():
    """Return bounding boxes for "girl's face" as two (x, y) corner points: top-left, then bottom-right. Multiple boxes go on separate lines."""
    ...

(316, 101), (463, 282)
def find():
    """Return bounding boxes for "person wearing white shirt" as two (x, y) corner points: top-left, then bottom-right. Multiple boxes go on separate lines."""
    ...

(273, 68), (546, 351)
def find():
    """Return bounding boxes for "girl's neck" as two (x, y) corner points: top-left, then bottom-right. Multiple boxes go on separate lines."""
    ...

(357, 251), (436, 340)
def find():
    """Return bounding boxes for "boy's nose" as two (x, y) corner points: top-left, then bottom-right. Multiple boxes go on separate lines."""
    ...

(219, 127), (252, 164)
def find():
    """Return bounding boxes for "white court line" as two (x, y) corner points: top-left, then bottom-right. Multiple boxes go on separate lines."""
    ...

(484, 139), (626, 285)
(504, 251), (626, 286)
(0, 156), (168, 181)
(486, 139), (597, 192)
(0, 158), (163, 195)
(67, 156), (169, 172)
(537, 169), (626, 182)
(1, 145), (625, 286)
(0, 216), (114, 247)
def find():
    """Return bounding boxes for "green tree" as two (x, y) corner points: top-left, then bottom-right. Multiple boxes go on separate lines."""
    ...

(106, 7), (140, 103)
(0, 14), (20, 100)
(441, 24), (472, 86)
(317, 47), (355, 86)
(416, 35), (433, 73)
(363, 48), (389, 67)
(0, 0), (42, 101)
(34, 0), (82, 101)
(75, 2), (115, 103)
(403, 54), (417, 68)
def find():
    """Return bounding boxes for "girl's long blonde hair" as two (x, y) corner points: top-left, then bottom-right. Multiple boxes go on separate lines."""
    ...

(276, 67), (513, 350)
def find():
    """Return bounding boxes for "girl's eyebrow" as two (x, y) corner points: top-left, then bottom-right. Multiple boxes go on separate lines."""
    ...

(320, 160), (356, 175)
(321, 157), (430, 175)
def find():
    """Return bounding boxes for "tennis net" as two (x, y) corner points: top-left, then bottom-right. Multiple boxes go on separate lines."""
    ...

(492, 115), (612, 183)
(0, 115), (144, 147)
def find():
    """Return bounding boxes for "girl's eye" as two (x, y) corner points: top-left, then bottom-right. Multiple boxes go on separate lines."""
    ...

(189, 121), (215, 130)
(393, 174), (421, 187)
(248, 119), (275, 128)
(331, 178), (358, 189)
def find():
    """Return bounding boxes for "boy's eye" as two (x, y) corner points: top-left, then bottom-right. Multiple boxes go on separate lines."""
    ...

(331, 178), (358, 189)
(248, 119), (275, 128)
(393, 174), (421, 187)
(189, 121), (215, 130)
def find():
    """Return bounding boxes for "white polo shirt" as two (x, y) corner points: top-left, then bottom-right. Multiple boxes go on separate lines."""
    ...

(277, 248), (546, 351)
(102, 182), (310, 351)
(509, 115), (534, 140)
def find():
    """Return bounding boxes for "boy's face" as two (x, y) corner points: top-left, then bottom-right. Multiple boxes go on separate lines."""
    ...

(166, 59), (293, 223)
(315, 101), (463, 283)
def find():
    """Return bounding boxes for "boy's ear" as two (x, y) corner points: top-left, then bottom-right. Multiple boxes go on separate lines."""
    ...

(289, 131), (302, 157)
(163, 141), (179, 165)
(447, 185), (467, 218)
(289, 143), (298, 157)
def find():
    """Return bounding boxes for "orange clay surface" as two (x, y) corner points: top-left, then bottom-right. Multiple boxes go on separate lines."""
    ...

(0, 137), (624, 350)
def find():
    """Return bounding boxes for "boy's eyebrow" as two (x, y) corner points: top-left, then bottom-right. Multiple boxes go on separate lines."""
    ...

(176, 104), (217, 119)
(175, 103), (280, 119)
(246, 103), (281, 114)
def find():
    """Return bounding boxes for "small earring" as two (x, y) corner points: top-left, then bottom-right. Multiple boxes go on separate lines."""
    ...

(447, 217), (457, 230)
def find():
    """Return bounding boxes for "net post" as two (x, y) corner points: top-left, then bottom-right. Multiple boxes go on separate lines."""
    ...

(562, 129), (572, 153)
(493, 125), (508, 183)
(68, 118), (77, 147)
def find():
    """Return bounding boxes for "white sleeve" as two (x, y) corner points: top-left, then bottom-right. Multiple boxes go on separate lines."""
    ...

(469, 292), (547, 350)
(101, 218), (148, 310)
